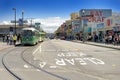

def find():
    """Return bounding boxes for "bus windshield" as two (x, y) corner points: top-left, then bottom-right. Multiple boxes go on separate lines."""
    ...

(22, 30), (33, 36)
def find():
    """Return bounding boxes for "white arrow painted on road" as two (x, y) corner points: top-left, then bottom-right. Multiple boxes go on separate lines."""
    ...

(39, 45), (42, 53)
(39, 62), (46, 68)
(49, 66), (57, 68)
(24, 64), (30, 68)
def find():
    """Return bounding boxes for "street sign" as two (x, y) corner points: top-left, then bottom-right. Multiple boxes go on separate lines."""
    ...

(23, 20), (28, 23)
(79, 15), (93, 20)
(35, 23), (41, 27)
(35, 23), (41, 25)
(11, 20), (28, 23)
(19, 19), (23, 26)
(11, 20), (19, 23)
(82, 15), (93, 17)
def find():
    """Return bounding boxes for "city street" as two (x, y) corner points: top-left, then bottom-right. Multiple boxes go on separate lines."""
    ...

(0, 39), (120, 80)
(0, 0), (120, 80)
(0, 44), (60, 80)
(32, 39), (120, 80)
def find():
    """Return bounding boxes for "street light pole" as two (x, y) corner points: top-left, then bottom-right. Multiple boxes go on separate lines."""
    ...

(26, 18), (34, 27)
(30, 18), (34, 27)
(12, 8), (16, 34)
(72, 21), (75, 40)
(22, 10), (24, 28)
(22, 10), (24, 20)
(82, 10), (85, 43)
(31, 19), (32, 27)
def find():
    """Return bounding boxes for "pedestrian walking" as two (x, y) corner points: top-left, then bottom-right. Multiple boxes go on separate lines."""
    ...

(6, 34), (9, 45)
(9, 34), (13, 45)
(2, 34), (5, 42)
(113, 34), (119, 46)
(94, 34), (98, 42)
(17, 34), (21, 42)
(119, 34), (120, 45)
(108, 35), (112, 44)
(13, 34), (17, 46)
(104, 34), (108, 44)
(79, 34), (82, 41)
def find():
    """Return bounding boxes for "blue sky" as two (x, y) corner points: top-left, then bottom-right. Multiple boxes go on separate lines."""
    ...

(0, 0), (120, 21)
(0, 0), (120, 32)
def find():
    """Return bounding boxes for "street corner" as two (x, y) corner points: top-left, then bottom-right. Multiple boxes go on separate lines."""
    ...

(0, 43), (14, 51)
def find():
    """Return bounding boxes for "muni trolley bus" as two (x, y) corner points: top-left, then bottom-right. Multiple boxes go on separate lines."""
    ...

(21, 28), (45, 45)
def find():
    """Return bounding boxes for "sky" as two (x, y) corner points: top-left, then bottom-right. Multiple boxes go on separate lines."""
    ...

(0, 0), (120, 33)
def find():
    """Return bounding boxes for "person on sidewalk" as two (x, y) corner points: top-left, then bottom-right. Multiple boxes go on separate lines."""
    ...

(6, 34), (9, 45)
(9, 34), (13, 45)
(17, 34), (21, 42)
(94, 34), (98, 42)
(108, 35), (112, 44)
(119, 34), (120, 45)
(13, 34), (17, 46)
(2, 34), (5, 42)
(113, 34), (119, 46)
(104, 34), (108, 44)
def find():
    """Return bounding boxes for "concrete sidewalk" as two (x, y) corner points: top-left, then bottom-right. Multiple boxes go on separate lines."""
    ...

(72, 40), (120, 50)
(0, 42), (14, 51)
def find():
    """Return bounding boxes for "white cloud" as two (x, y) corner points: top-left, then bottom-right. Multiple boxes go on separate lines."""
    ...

(112, 12), (120, 16)
(0, 17), (69, 33)
(27, 17), (68, 33)
(0, 21), (12, 25)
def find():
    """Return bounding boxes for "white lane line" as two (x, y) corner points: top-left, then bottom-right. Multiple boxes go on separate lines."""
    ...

(39, 62), (46, 68)
(32, 46), (40, 55)
(33, 58), (37, 60)
(79, 52), (86, 57)
(49, 66), (57, 69)
(24, 64), (29, 68)
(39, 45), (42, 53)
(36, 69), (41, 72)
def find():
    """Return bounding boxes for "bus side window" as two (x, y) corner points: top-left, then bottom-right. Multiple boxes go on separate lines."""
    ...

(32, 32), (35, 36)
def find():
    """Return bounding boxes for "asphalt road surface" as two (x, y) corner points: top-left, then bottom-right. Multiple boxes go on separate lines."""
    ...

(33, 39), (120, 80)
(0, 45), (60, 80)
(0, 39), (120, 80)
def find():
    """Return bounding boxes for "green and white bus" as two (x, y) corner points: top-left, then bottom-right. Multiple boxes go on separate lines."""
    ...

(21, 28), (45, 45)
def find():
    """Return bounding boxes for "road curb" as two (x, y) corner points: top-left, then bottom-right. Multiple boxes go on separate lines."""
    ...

(71, 40), (120, 50)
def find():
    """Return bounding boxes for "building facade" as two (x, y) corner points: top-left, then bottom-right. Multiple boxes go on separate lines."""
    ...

(71, 12), (80, 20)
(79, 9), (112, 41)
(0, 25), (29, 35)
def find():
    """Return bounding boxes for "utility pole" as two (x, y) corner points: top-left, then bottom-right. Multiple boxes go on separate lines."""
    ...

(26, 18), (35, 27)
(12, 8), (16, 34)
(82, 10), (85, 43)
(30, 18), (34, 27)
(22, 10), (24, 27)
